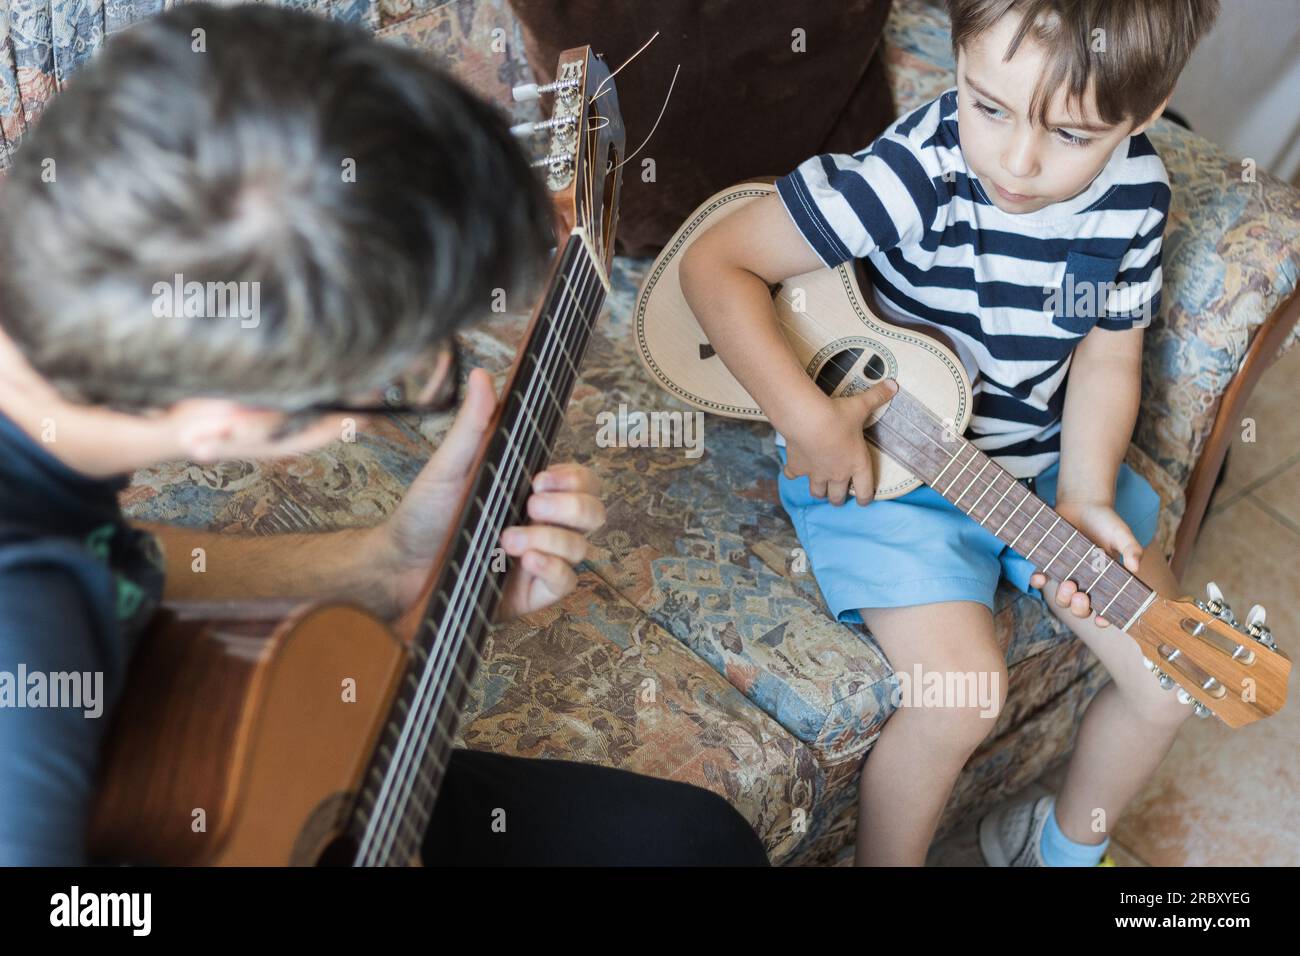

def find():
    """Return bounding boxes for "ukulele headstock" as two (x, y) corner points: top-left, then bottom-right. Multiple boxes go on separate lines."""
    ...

(511, 46), (626, 279)
(1128, 582), (1290, 729)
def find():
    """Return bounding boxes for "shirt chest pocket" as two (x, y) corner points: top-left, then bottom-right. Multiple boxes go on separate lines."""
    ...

(1051, 251), (1124, 335)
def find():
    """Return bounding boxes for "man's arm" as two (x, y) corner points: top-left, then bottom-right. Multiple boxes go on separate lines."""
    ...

(1055, 324), (1144, 504)
(134, 522), (405, 620)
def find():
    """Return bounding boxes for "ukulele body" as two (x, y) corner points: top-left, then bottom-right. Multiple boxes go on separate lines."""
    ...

(89, 602), (407, 865)
(634, 181), (975, 499)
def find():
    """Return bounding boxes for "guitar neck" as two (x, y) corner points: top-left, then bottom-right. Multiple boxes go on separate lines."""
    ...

(867, 387), (1157, 630)
(352, 232), (608, 865)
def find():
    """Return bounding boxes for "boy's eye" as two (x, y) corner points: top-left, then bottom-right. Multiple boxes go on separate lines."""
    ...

(1055, 128), (1092, 148)
(972, 99), (1005, 120)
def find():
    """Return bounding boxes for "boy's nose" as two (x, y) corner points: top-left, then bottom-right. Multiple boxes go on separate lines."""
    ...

(1000, 129), (1039, 180)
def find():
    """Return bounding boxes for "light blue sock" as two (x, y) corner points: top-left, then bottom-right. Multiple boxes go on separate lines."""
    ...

(1039, 800), (1109, 867)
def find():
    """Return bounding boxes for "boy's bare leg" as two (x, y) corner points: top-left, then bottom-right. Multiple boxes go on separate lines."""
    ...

(855, 601), (1007, 866)
(1036, 548), (1191, 847)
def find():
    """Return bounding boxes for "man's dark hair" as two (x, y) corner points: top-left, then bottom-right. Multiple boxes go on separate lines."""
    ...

(0, 2), (555, 410)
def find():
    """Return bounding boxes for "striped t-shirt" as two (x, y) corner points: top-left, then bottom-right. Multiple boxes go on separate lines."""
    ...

(774, 87), (1170, 479)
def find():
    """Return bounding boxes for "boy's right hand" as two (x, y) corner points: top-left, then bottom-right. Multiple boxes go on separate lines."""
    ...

(782, 379), (899, 506)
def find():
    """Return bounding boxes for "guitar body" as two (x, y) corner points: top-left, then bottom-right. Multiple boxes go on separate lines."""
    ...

(89, 44), (629, 864)
(90, 603), (406, 865)
(634, 181), (974, 499)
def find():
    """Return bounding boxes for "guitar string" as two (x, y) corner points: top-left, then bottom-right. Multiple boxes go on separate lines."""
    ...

(360, 247), (600, 864)
(358, 236), (605, 864)
(366, 88), (616, 861)
(366, 173), (612, 862)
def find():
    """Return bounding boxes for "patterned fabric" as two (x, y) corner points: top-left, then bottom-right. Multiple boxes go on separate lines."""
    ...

(4, 0), (1296, 864)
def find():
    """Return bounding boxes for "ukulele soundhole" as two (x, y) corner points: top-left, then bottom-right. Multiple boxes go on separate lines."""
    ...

(814, 347), (888, 397)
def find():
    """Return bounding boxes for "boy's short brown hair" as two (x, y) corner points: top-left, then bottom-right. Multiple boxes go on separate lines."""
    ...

(945, 0), (1221, 129)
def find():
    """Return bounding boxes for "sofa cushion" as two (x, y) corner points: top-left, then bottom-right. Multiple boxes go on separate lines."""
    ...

(505, 0), (896, 258)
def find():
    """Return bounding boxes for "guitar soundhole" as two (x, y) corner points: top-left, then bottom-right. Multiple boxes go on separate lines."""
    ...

(315, 832), (361, 867)
(863, 353), (886, 380)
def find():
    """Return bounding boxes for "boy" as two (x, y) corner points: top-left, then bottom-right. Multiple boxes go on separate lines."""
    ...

(0, 4), (768, 866)
(681, 0), (1220, 866)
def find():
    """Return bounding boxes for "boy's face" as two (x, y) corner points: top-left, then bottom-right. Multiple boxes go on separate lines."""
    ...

(955, 12), (1159, 215)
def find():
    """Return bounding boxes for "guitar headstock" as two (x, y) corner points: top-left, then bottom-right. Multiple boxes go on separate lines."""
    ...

(511, 46), (626, 280)
(1129, 582), (1290, 729)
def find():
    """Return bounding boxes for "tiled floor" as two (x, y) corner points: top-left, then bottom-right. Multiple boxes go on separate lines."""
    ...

(928, 342), (1300, 866)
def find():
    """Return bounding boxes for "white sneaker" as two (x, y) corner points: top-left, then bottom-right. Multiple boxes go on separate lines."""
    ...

(978, 794), (1052, 866)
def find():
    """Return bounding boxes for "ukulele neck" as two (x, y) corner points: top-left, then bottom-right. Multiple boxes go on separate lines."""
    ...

(867, 386), (1157, 630)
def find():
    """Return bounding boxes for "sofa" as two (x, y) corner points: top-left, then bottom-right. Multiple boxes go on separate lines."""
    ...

(5, 0), (1296, 865)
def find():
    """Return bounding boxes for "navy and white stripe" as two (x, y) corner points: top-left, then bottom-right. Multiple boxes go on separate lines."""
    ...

(775, 87), (1170, 478)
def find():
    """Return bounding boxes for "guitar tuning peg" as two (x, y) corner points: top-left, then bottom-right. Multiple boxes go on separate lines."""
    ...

(1176, 688), (1195, 705)
(512, 82), (541, 102)
(1244, 603), (1278, 651)
(1193, 703), (1213, 719)
(1205, 580), (1235, 623)
(1156, 671), (1175, 691)
(1142, 656), (1155, 670)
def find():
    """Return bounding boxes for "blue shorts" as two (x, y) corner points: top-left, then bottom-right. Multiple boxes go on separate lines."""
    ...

(775, 445), (1161, 624)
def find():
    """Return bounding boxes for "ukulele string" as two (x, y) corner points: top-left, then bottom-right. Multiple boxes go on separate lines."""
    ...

(360, 235), (606, 864)
(761, 282), (1142, 618)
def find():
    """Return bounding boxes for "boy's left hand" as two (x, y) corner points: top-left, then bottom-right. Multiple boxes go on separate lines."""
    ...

(1028, 499), (1143, 628)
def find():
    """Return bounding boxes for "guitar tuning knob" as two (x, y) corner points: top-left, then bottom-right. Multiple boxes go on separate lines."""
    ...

(1142, 656), (1155, 670)
(1176, 688), (1193, 705)
(1245, 603), (1278, 651)
(512, 82), (541, 102)
(1193, 703), (1213, 719)
(1205, 581), (1235, 623)
(1156, 671), (1175, 691)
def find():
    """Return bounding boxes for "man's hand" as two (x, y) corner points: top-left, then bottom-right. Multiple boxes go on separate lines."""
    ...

(379, 365), (605, 622)
(1028, 499), (1143, 628)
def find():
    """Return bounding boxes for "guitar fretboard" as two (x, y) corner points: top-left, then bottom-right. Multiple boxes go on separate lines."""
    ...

(867, 387), (1157, 629)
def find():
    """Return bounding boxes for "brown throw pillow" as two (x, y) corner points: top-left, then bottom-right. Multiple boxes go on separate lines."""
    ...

(508, 1), (896, 258)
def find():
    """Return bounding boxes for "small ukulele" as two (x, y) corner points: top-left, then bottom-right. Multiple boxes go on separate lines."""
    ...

(634, 182), (1289, 729)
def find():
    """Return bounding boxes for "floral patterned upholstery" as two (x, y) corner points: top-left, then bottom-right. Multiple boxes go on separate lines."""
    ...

(6, 0), (1297, 864)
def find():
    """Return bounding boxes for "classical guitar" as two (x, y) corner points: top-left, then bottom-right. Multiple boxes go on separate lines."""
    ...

(634, 181), (1288, 729)
(89, 46), (625, 865)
